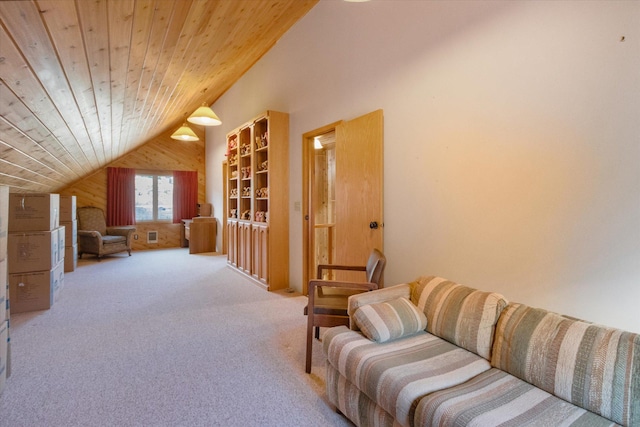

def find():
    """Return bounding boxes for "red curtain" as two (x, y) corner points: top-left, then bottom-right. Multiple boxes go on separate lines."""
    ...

(173, 170), (198, 223)
(107, 167), (136, 226)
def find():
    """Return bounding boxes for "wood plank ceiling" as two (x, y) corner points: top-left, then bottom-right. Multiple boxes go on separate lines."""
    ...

(0, 0), (317, 193)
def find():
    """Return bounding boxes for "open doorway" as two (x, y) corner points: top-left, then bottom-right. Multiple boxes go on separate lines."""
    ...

(302, 110), (384, 295)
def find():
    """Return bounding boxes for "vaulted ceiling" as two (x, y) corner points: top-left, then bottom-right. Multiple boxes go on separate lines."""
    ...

(0, 0), (317, 194)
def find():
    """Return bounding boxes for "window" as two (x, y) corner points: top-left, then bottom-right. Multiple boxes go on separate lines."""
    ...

(135, 173), (173, 222)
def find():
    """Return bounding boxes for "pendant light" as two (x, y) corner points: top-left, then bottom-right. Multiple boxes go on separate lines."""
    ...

(188, 103), (222, 126)
(171, 122), (199, 141)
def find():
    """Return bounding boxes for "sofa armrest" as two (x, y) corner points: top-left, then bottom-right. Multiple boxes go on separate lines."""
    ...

(348, 283), (411, 330)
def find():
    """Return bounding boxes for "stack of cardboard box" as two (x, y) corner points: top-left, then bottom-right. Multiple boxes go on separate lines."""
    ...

(60, 195), (77, 272)
(7, 194), (65, 314)
(1, 186), (9, 395)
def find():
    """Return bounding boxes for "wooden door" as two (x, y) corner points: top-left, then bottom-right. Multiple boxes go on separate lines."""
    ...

(334, 110), (384, 280)
(303, 110), (384, 291)
(239, 222), (252, 274)
(227, 220), (237, 267)
(258, 225), (269, 284)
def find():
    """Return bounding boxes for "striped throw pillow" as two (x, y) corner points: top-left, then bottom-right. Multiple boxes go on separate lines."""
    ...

(492, 303), (640, 427)
(411, 276), (508, 360)
(353, 297), (427, 343)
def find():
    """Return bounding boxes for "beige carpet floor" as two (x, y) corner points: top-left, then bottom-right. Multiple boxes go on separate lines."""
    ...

(0, 248), (352, 427)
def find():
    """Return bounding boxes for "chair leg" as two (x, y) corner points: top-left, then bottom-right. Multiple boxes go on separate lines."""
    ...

(305, 313), (315, 374)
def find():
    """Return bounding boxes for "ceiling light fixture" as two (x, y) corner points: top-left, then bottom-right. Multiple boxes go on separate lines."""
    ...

(171, 122), (199, 141)
(188, 103), (222, 126)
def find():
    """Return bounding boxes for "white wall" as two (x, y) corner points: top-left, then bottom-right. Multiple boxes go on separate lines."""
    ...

(206, 0), (640, 333)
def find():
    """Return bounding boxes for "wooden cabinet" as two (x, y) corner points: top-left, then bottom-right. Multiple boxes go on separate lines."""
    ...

(251, 224), (269, 285)
(225, 111), (289, 291)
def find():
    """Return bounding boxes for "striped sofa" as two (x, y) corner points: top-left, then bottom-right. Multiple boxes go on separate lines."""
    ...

(323, 276), (639, 427)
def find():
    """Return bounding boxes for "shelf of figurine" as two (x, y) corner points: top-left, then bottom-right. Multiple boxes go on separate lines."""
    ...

(228, 153), (238, 166)
(229, 209), (238, 219)
(240, 143), (251, 156)
(256, 187), (269, 199)
(230, 169), (239, 180)
(241, 166), (252, 180)
(241, 210), (251, 220)
(257, 160), (268, 173)
(227, 136), (238, 152)
(254, 211), (269, 223)
(229, 188), (239, 198)
(255, 131), (269, 150)
(242, 187), (251, 197)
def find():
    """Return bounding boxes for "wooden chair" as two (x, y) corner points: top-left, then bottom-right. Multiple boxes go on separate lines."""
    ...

(305, 248), (386, 373)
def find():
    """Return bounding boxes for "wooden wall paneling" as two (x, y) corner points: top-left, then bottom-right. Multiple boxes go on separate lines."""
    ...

(0, 0), (318, 194)
(118, 0), (156, 157)
(135, 0), (197, 139)
(60, 128), (206, 250)
(107, 0), (136, 159)
(39, 0), (105, 163)
(0, 1), (102, 167)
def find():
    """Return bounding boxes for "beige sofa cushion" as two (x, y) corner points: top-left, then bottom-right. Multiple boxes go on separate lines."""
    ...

(492, 303), (639, 427)
(353, 297), (427, 343)
(411, 276), (508, 360)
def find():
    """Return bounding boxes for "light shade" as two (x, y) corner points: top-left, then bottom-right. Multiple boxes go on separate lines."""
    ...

(187, 104), (222, 126)
(171, 123), (199, 141)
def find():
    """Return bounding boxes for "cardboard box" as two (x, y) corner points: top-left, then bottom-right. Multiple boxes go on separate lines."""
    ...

(57, 226), (65, 264)
(8, 193), (59, 232)
(8, 230), (59, 274)
(64, 244), (77, 273)
(8, 261), (64, 313)
(60, 220), (77, 246)
(0, 259), (6, 321)
(59, 195), (76, 222)
(0, 186), (8, 261)
(0, 320), (7, 395)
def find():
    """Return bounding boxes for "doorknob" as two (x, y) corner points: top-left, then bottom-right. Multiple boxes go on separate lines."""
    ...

(369, 221), (379, 229)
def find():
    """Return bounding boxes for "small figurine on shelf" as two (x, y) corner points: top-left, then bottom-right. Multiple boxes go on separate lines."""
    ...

(264, 211), (269, 223)
(241, 144), (251, 155)
(228, 138), (237, 151)
(255, 187), (269, 198)
(241, 210), (251, 220)
(241, 166), (251, 179)
(255, 211), (265, 222)
(256, 132), (269, 149)
(230, 209), (237, 218)
(242, 187), (251, 197)
(228, 153), (238, 166)
(229, 188), (238, 197)
(259, 160), (268, 171)
(231, 169), (238, 178)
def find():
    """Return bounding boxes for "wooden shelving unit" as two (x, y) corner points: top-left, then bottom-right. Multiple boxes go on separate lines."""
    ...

(225, 111), (289, 290)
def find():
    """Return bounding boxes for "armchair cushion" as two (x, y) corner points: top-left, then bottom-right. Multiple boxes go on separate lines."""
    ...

(353, 297), (427, 343)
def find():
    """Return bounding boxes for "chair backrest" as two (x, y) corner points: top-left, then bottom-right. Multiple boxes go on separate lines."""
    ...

(365, 248), (386, 286)
(77, 206), (107, 235)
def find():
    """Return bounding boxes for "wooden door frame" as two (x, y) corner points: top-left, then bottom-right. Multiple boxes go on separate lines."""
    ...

(302, 121), (343, 296)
